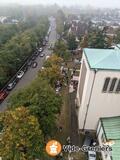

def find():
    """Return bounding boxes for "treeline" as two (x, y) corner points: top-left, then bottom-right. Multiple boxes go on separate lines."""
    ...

(0, 16), (49, 88)
(0, 16), (46, 46)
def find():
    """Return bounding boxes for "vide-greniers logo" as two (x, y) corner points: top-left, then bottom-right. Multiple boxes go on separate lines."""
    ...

(46, 140), (62, 156)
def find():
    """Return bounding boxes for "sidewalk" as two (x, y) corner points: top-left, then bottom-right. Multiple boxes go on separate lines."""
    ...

(69, 91), (85, 146)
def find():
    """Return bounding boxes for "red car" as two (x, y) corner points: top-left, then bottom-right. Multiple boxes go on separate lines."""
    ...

(0, 91), (8, 103)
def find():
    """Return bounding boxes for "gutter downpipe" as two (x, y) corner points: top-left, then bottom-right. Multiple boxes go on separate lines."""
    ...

(83, 69), (98, 131)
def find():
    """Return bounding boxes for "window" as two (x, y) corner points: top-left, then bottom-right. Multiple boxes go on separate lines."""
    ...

(116, 79), (120, 93)
(109, 78), (117, 92)
(103, 78), (110, 92)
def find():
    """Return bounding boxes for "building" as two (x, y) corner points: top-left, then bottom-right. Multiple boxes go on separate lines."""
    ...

(97, 116), (120, 160)
(76, 47), (120, 131)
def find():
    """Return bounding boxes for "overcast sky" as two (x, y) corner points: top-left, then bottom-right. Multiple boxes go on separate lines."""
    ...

(0, 0), (120, 8)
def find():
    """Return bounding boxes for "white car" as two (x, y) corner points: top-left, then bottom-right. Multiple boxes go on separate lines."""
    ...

(40, 53), (45, 57)
(17, 71), (24, 79)
(88, 151), (96, 160)
(39, 48), (43, 52)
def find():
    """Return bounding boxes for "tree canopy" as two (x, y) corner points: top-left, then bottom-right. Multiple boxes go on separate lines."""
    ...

(0, 107), (44, 159)
(9, 76), (62, 136)
(54, 40), (71, 60)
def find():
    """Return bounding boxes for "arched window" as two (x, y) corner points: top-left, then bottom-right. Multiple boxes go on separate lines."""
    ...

(116, 79), (120, 93)
(103, 77), (110, 92)
(109, 78), (117, 92)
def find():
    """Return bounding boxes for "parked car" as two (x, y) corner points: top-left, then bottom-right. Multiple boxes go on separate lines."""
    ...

(27, 60), (33, 67)
(7, 80), (17, 91)
(34, 51), (39, 56)
(31, 55), (36, 61)
(0, 91), (8, 103)
(38, 47), (43, 53)
(88, 151), (96, 160)
(17, 71), (24, 79)
(32, 61), (38, 68)
(83, 134), (93, 146)
(23, 65), (28, 72)
(40, 53), (45, 57)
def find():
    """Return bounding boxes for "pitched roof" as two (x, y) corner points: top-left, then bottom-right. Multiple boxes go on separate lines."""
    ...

(84, 48), (120, 71)
(101, 116), (120, 160)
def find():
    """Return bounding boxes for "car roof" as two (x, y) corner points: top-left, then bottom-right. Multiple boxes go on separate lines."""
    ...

(88, 151), (96, 154)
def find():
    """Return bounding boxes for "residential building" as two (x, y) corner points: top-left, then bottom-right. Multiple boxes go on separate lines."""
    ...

(97, 116), (120, 160)
(76, 47), (120, 131)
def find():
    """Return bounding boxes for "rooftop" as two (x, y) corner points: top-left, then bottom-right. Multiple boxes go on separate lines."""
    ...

(101, 116), (120, 160)
(84, 48), (120, 71)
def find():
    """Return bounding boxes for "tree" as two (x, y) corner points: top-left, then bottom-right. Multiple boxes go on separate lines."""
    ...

(9, 77), (62, 137)
(40, 65), (63, 87)
(56, 10), (66, 36)
(80, 34), (88, 48)
(44, 54), (63, 68)
(67, 33), (78, 50)
(88, 30), (110, 49)
(0, 107), (44, 159)
(54, 40), (71, 60)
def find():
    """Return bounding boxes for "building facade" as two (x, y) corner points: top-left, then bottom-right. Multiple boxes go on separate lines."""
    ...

(76, 48), (120, 131)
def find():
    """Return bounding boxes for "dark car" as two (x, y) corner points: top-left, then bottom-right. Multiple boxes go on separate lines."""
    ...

(32, 61), (38, 68)
(0, 90), (8, 103)
(27, 60), (33, 67)
(83, 134), (93, 146)
(31, 55), (36, 61)
(23, 65), (28, 72)
(34, 51), (39, 56)
(7, 80), (17, 91)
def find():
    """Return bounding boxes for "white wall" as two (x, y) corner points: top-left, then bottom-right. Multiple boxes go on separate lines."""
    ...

(77, 52), (95, 129)
(85, 70), (120, 130)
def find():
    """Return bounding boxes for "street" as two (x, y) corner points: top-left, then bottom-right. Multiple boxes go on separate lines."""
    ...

(0, 17), (57, 111)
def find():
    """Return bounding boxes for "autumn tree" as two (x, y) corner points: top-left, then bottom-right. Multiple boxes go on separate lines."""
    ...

(80, 34), (88, 48)
(0, 107), (44, 159)
(44, 54), (63, 68)
(9, 77), (62, 137)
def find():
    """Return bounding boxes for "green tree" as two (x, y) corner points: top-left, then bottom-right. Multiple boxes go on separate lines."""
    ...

(0, 107), (44, 159)
(9, 77), (62, 137)
(88, 30), (109, 49)
(54, 40), (71, 60)
(67, 33), (78, 50)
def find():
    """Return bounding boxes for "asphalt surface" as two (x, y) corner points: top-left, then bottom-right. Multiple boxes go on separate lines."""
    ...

(69, 92), (81, 146)
(0, 17), (57, 111)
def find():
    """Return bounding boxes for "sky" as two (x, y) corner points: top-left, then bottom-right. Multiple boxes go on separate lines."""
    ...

(0, 0), (120, 8)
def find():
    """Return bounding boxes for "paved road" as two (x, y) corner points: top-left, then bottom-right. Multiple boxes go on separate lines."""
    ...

(0, 17), (57, 111)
